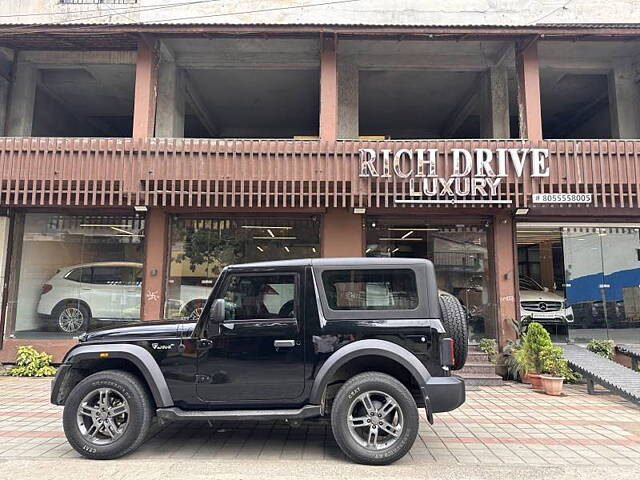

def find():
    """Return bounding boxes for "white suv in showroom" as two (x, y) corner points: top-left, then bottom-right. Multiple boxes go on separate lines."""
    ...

(519, 275), (574, 326)
(37, 262), (210, 333)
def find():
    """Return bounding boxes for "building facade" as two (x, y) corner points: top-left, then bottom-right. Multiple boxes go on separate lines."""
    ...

(1, 1), (640, 361)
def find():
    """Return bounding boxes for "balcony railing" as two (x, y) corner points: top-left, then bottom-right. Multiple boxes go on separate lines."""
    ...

(0, 137), (638, 209)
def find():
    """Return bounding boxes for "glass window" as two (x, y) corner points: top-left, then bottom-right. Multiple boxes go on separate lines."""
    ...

(366, 220), (495, 342)
(222, 274), (296, 320)
(165, 216), (319, 320)
(7, 214), (145, 338)
(321, 269), (418, 311)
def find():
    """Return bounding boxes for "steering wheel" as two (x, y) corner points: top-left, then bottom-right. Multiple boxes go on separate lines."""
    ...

(278, 300), (295, 318)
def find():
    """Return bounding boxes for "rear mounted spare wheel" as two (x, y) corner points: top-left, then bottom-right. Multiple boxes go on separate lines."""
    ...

(439, 293), (468, 370)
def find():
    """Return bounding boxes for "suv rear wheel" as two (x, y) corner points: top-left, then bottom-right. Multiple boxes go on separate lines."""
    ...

(439, 293), (469, 370)
(63, 370), (152, 460)
(53, 301), (90, 334)
(330, 371), (419, 465)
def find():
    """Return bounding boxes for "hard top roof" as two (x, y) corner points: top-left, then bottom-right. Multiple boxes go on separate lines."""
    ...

(227, 257), (431, 269)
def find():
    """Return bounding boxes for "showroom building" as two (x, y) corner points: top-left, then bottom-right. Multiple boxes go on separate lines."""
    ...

(1, 9), (640, 361)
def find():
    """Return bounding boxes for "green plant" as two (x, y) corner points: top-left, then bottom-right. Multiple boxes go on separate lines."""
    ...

(498, 318), (527, 380)
(587, 339), (614, 360)
(512, 342), (534, 378)
(478, 338), (497, 363)
(8, 346), (57, 377)
(521, 322), (553, 374)
(540, 345), (575, 379)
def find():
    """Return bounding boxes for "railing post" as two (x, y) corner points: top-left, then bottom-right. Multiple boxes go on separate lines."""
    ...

(516, 38), (543, 141)
(133, 37), (159, 138)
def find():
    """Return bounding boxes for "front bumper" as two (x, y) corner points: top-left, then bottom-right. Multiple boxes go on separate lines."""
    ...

(425, 376), (465, 414)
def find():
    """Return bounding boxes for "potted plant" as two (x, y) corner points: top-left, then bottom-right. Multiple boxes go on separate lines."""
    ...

(520, 322), (554, 390)
(497, 318), (528, 381)
(540, 345), (573, 396)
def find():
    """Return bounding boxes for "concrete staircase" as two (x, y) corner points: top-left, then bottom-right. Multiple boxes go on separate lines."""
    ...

(454, 345), (504, 387)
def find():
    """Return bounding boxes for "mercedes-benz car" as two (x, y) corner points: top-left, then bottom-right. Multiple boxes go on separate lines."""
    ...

(36, 261), (209, 333)
(519, 275), (574, 326)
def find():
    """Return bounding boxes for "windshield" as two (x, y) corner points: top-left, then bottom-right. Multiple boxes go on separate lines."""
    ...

(519, 276), (543, 291)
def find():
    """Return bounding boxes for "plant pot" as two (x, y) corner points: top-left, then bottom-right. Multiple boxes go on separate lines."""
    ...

(528, 373), (543, 390)
(522, 372), (532, 384)
(541, 375), (564, 396)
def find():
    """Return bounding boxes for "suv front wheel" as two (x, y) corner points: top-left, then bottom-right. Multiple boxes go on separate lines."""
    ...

(62, 370), (153, 459)
(330, 371), (419, 465)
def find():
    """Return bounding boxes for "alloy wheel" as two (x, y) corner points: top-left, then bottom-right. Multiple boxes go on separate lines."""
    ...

(346, 390), (404, 450)
(76, 387), (130, 445)
(58, 307), (84, 333)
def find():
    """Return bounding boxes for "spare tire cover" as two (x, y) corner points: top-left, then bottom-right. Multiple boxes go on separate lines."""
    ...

(438, 293), (469, 370)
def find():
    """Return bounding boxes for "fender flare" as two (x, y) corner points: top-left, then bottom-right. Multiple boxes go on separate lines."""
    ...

(62, 344), (173, 407)
(309, 339), (431, 405)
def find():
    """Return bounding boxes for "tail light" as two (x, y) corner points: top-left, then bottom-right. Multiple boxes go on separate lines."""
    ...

(41, 284), (53, 295)
(439, 337), (455, 367)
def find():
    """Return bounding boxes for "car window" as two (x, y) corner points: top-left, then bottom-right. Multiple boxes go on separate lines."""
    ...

(65, 267), (91, 283)
(321, 269), (418, 310)
(122, 267), (143, 286)
(91, 266), (124, 285)
(222, 274), (296, 321)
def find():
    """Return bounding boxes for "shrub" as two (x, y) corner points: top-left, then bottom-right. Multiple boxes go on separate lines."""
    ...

(8, 346), (57, 377)
(478, 338), (497, 363)
(587, 339), (614, 360)
(540, 345), (575, 380)
(521, 322), (553, 374)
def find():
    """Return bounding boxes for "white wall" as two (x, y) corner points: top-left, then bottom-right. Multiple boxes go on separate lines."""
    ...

(3, 0), (640, 26)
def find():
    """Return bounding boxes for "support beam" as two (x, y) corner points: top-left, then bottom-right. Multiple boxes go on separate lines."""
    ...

(156, 62), (186, 138)
(184, 72), (218, 137)
(442, 75), (479, 138)
(0, 77), (9, 136)
(6, 59), (36, 136)
(337, 55), (358, 139)
(133, 37), (159, 138)
(492, 213), (518, 347)
(322, 208), (363, 257)
(608, 62), (640, 139)
(516, 39), (543, 140)
(480, 66), (510, 138)
(319, 34), (338, 143)
(140, 208), (168, 321)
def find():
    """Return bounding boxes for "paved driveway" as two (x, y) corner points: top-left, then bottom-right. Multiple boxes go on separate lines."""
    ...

(1, 376), (640, 479)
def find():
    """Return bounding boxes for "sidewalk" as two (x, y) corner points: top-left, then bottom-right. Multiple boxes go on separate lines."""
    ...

(1, 375), (640, 469)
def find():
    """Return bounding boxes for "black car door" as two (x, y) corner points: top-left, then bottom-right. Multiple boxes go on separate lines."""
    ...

(196, 271), (305, 403)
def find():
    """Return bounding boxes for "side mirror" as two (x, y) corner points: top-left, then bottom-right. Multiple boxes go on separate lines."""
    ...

(209, 298), (226, 324)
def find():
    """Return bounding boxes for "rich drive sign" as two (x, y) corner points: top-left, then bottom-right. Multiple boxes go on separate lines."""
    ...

(358, 147), (550, 205)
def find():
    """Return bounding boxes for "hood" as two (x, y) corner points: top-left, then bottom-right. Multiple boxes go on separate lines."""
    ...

(79, 320), (196, 343)
(519, 290), (566, 303)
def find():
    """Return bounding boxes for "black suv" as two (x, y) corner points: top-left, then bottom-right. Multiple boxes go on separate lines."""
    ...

(51, 258), (467, 465)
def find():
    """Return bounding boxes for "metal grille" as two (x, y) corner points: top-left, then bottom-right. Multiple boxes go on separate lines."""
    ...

(521, 301), (563, 312)
(0, 138), (638, 209)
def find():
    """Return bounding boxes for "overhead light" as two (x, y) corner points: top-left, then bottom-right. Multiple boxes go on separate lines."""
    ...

(515, 208), (530, 215)
(401, 230), (414, 239)
(379, 237), (423, 241)
(392, 247), (400, 253)
(312, 247), (317, 253)
(80, 224), (131, 228)
(134, 205), (148, 212)
(253, 236), (296, 240)
(241, 226), (292, 230)
(365, 248), (372, 254)
(284, 246), (290, 253)
(388, 228), (439, 232)
(109, 226), (134, 235)
(267, 229), (275, 238)
(353, 207), (366, 214)
(257, 246), (264, 252)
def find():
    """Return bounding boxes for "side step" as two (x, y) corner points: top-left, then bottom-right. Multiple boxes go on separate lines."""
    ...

(157, 405), (322, 423)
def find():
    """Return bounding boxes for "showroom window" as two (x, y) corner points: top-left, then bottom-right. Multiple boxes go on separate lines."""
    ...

(6, 213), (145, 338)
(517, 223), (640, 344)
(365, 219), (495, 342)
(165, 216), (320, 320)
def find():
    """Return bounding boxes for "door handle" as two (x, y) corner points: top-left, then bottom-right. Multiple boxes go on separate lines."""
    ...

(274, 339), (295, 348)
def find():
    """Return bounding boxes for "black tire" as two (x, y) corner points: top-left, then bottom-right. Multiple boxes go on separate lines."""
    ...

(330, 371), (419, 465)
(439, 294), (469, 370)
(52, 301), (90, 334)
(63, 370), (153, 460)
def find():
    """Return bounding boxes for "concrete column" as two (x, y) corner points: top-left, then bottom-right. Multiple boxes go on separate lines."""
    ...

(140, 208), (168, 321)
(337, 56), (358, 139)
(155, 62), (185, 138)
(322, 208), (363, 257)
(6, 60), (36, 136)
(608, 62), (640, 139)
(133, 38), (159, 138)
(0, 77), (9, 135)
(480, 66), (510, 138)
(319, 34), (338, 143)
(492, 213), (518, 347)
(516, 40), (543, 141)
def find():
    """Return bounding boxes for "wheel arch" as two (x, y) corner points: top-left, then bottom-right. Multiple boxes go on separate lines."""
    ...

(309, 339), (431, 405)
(54, 344), (173, 408)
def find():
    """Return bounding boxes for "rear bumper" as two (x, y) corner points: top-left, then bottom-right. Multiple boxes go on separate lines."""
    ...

(425, 375), (465, 413)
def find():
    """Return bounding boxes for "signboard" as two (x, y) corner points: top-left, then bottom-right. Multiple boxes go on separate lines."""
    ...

(359, 147), (551, 205)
